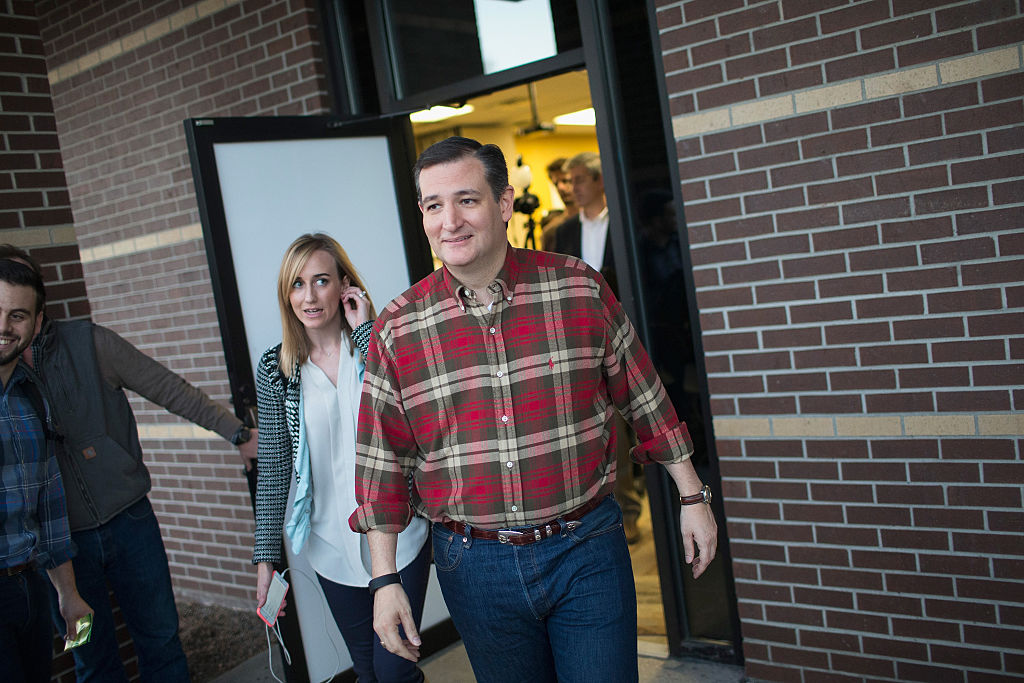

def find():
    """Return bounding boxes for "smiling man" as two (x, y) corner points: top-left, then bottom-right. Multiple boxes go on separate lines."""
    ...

(0, 260), (92, 682)
(0, 243), (257, 683)
(349, 136), (717, 683)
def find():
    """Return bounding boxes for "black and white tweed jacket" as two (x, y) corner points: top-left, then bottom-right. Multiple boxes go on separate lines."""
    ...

(252, 321), (373, 565)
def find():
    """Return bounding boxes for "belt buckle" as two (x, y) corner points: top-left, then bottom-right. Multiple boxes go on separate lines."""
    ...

(497, 530), (522, 544)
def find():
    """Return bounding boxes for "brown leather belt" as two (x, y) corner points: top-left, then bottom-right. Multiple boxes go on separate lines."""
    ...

(442, 496), (606, 546)
(2, 562), (32, 577)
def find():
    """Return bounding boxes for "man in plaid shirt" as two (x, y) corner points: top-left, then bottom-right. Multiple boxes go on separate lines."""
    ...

(349, 137), (717, 683)
(1, 260), (92, 681)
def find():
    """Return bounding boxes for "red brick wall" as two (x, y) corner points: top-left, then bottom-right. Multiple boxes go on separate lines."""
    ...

(10, 0), (1024, 679)
(3, 3), (94, 678)
(0, 0), (89, 319)
(31, 0), (330, 623)
(657, 1), (1023, 681)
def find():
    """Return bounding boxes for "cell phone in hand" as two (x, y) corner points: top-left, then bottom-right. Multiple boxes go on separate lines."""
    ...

(257, 570), (289, 627)
(64, 614), (93, 650)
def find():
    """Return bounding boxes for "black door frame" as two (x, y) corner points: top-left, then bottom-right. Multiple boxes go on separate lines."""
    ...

(183, 115), (449, 682)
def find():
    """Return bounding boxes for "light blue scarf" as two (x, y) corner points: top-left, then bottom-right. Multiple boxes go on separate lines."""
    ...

(283, 352), (364, 555)
(284, 387), (312, 553)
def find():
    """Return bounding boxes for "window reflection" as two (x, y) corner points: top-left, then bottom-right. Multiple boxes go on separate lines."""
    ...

(475, 0), (557, 74)
(385, 0), (580, 98)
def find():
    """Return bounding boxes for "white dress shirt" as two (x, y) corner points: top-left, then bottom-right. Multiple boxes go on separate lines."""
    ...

(580, 205), (610, 271)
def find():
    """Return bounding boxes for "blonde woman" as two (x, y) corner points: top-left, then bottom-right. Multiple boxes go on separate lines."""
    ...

(253, 234), (430, 682)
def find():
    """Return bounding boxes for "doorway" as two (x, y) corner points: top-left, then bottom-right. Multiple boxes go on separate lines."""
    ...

(319, 0), (742, 662)
(406, 69), (725, 654)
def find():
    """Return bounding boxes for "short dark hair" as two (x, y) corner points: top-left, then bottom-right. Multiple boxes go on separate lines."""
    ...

(413, 136), (509, 203)
(0, 259), (46, 314)
(546, 157), (568, 176)
(0, 244), (43, 275)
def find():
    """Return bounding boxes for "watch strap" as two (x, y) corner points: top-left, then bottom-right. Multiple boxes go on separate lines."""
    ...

(368, 572), (402, 596)
(679, 484), (712, 506)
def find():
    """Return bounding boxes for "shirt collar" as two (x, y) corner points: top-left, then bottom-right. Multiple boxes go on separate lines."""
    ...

(580, 205), (609, 228)
(1, 362), (29, 395)
(443, 243), (519, 312)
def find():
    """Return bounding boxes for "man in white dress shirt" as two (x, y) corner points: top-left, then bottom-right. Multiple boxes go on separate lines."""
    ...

(546, 151), (644, 542)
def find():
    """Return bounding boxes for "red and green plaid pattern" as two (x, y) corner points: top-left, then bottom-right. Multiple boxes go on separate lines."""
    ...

(350, 246), (692, 533)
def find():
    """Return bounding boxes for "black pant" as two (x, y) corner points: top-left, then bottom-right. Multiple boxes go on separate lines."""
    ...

(316, 538), (432, 682)
(1, 568), (53, 683)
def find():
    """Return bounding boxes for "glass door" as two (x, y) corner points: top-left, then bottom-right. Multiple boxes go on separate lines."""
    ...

(184, 115), (442, 682)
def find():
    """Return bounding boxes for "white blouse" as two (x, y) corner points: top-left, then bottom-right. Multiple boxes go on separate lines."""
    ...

(299, 334), (428, 587)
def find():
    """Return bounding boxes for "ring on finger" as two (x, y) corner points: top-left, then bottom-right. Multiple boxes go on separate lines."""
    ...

(358, 290), (367, 299)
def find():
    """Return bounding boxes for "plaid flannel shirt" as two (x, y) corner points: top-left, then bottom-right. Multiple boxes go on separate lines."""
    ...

(349, 246), (692, 532)
(0, 363), (74, 570)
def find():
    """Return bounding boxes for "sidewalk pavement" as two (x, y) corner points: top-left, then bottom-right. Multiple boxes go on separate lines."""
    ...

(211, 638), (747, 683)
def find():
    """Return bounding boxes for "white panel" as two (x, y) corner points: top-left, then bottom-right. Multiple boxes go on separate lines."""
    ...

(213, 136), (411, 374)
(475, 0), (557, 74)
(211, 135), (447, 682)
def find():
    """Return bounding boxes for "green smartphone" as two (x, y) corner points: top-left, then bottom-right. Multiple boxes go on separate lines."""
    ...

(64, 614), (93, 650)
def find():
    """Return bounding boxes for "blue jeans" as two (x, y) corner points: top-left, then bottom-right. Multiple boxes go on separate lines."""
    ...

(432, 495), (638, 683)
(1, 569), (53, 683)
(317, 536), (431, 683)
(52, 497), (189, 682)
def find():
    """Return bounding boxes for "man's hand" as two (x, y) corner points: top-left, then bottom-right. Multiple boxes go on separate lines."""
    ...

(373, 583), (421, 662)
(58, 590), (93, 641)
(664, 460), (719, 579)
(238, 427), (258, 471)
(46, 561), (93, 640)
(679, 502), (717, 579)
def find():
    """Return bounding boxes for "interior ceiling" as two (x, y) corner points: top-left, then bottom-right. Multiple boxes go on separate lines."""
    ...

(411, 70), (593, 134)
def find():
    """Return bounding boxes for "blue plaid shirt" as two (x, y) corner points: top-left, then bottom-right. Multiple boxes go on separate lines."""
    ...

(0, 363), (74, 570)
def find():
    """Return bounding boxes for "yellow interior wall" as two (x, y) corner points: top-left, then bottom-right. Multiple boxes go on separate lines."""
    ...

(512, 130), (599, 215)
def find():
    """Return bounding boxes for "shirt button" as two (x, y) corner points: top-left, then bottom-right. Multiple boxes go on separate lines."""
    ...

(506, 461), (513, 468)
(463, 537), (468, 543)
(489, 327), (495, 334)
(511, 505), (518, 512)
(501, 415), (509, 423)
(496, 371), (503, 377)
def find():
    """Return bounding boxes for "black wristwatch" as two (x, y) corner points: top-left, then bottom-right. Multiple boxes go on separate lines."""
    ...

(679, 484), (712, 506)
(230, 425), (252, 446)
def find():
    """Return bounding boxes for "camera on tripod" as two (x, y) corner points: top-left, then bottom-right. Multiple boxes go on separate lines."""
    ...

(511, 157), (540, 249)
(513, 188), (540, 216)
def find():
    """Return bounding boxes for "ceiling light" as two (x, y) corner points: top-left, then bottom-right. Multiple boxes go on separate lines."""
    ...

(409, 105), (474, 123)
(553, 108), (596, 126)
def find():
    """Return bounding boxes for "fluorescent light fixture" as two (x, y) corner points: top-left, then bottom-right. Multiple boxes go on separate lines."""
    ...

(409, 105), (474, 123)
(553, 108), (596, 126)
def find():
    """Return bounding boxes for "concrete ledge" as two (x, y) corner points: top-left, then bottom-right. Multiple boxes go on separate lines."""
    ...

(714, 413), (1023, 438)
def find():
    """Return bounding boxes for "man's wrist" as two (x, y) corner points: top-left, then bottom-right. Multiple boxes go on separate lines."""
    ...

(230, 424), (251, 445)
(679, 484), (712, 506)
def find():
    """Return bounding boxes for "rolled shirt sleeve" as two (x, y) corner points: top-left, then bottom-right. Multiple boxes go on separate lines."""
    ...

(597, 271), (694, 466)
(349, 321), (418, 534)
(34, 443), (76, 570)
